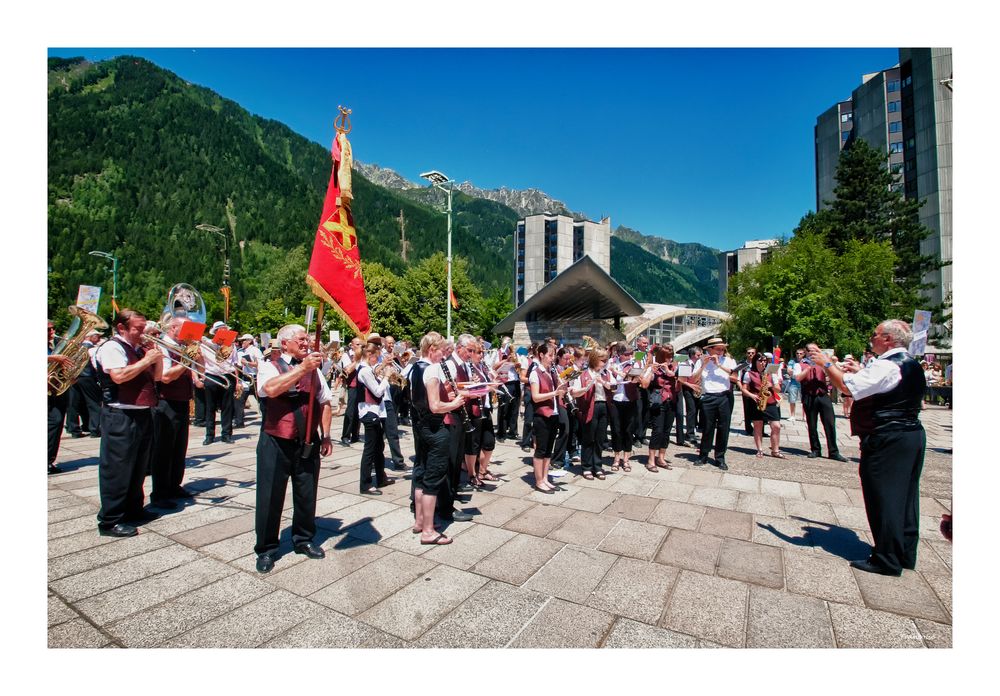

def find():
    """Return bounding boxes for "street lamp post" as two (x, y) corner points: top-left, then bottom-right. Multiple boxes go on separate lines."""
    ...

(420, 170), (454, 340)
(196, 223), (231, 322)
(88, 250), (119, 320)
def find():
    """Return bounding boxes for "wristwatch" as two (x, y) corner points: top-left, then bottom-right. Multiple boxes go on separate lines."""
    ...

(824, 361), (833, 369)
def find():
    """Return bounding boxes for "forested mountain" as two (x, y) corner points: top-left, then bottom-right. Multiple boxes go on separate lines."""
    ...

(613, 225), (719, 290)
(47, 55), (720, 335)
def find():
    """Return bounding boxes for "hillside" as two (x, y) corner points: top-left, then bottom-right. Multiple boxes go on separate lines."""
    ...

(611, 237), (720, 309)
(613, 225), (720, 288)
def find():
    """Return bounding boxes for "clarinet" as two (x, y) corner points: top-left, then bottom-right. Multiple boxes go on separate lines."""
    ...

(440, 359), (476, 434)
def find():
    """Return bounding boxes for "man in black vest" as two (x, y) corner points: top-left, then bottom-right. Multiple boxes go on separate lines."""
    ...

(809, 319), (925, 577)
(94, 309), (163, 537)
(253, 324), (333, 573)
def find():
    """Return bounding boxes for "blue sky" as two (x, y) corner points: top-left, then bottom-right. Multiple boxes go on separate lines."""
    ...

(48, 47), (899, 251)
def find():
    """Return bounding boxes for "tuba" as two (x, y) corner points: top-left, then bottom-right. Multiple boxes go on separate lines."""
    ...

(47, 306), (108, 396)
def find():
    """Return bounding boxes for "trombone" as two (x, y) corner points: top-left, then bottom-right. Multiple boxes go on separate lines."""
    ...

(199, 337), (254, 383)
(142, 333), (229, 388)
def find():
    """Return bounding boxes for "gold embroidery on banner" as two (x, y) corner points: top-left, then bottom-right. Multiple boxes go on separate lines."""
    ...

(318, 206), (362, 279)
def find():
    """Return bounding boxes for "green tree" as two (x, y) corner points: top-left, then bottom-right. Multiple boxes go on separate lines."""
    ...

(397, 253), (485, 342)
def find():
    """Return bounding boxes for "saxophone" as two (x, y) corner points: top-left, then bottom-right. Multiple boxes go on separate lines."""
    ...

(757, 373), (772, 411)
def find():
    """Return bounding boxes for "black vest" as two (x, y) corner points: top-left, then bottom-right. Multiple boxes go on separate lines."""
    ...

(409, 361), (441, 427)
(849, 352), (924, 437)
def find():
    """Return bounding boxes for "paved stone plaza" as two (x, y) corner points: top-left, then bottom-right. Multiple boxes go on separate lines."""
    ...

(47, 398), (952, 649)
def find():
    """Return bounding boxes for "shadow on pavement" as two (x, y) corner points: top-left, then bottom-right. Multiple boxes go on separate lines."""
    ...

(757, 516), (871, 561)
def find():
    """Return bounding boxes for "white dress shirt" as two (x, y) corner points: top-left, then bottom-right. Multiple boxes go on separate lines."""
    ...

(696, 355), (738, 394)
(842, 347), (906, 401)
(257, 353), (333, 404)
(357, 363), (389, 419)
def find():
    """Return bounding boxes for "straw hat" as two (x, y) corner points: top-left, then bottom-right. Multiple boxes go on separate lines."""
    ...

(704, 337), (728, 349)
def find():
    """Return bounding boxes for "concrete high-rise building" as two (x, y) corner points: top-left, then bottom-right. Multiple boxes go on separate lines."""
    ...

(513, 213), (611, 307)
(718, 239), (779, 304)
(814, 48), (952, 309)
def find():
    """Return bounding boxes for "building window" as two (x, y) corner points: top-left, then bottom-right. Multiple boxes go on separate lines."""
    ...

(889, 122), (902, 133)
(573, 225), (584, 262)
(902, 75), (912, 87)
(887, 79), (900, 92)
(889, 142), (903, 153)
(887, 100), (901, 113)
(841, 112), (853, 123)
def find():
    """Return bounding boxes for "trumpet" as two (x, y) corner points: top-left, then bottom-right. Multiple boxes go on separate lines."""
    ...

(142, 333), (229, 388)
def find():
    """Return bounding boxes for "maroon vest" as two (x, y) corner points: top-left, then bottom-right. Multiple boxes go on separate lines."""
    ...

(534, 368), (556, 417)
(575, 370), (597, 424)
(359, 365), (381, 405)
(746, 370), (778, 405)
(157, 341), (193, 401)
(110, 337), (158, 407)
(654, 362), (678, 402)
(800, 365), (830, 398)
(263, 360), (322, 440)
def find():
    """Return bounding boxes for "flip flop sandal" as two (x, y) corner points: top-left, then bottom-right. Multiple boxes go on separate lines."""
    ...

(583, 472), (595, 480)
(622, 463), (632, 472)
(657, 460), (673, 470)
(645, 463), (659, 473)
(756, 451), (765, 458)
(770, 451), (786, 459)
(420, 533), (453, 546)
(481, 472), (499, 482)
(595, 471), (606, 480)
(610, 464), (620, 472)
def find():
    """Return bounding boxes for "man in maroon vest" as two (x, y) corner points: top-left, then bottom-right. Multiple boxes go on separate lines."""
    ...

(94, 309), (163, 537)
(253, 324), (334, 573)
(150, 316), (196, 508)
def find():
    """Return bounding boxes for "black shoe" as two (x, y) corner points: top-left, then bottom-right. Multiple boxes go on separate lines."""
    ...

(90, 431), (101, 438)
(256, 553), (275, 573)
(391, 460), (408, 471)
(294, 543), (326, 559)
(457, 483), (473, 492)
(172, 486), (195, 499)
(69, 431), (85, 439)
(99, 523), (138, 538)
(48, 464), (62, 475)
(149, 498), (177, 509)
(203, 436), (214, 446)
(340, 438), (352, 447)
(350, 438), (360, 444)
(360, 488), (383, 496)
(126, 509), (160, 525)
(221, 435), (235, 444)
(449, 510), (473, 522)
(829, 453), (848, 462)
(716, 459), (728, 471)
(807, 452), (818, 459)
(694, 458), (708, 467)
(849, 559), (901, 577)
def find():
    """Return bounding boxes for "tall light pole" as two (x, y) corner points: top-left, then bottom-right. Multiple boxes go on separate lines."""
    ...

(88, 250), (119, 319)
(196, 223), (230, 322)
(420, 170), (454, 340)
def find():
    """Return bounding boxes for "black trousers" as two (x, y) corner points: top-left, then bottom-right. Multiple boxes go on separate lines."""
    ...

(204, 374), (234, 438)
(497, 381), (520, 438)
(633, 388), (650, 441)
(66, 374), (102, 434)
(48, 392), (69, 466)
(383, 399), (404, 464)
(581, 401), (609, 473)
(254, 431), (320, 555)
(859, 426), (926, 574)
(679, 389), (701, 442)
(648, 398), (676, 450)
(359, 413), (388, 491)
(742, 394), (756, 434)
(193, 385), (206, 425)
(520, 388), (535, 447)
(437, 421), (464, 514)
(340, 384), (360, 442)
(551, 407), (570, 462)
(803, 393), (841, 457)
(698, 392), (732, 461)
(151, 399), (190, 500)
(234, 379), (252, 427)
(97, 407), (153, 529)
(609, 399), (637, 452)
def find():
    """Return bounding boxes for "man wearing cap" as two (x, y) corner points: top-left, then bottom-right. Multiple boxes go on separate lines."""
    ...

(234, 334), (262, 428)
(254, 324), (334, 573)
(809, 320), (925, 577)
(201, 320), (237, 445)
(65, 327), (104, 438)
(690, 337), (738, 470)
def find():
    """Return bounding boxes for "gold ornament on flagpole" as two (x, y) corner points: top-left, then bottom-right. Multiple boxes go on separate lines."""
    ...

(335, 105), (352, 135)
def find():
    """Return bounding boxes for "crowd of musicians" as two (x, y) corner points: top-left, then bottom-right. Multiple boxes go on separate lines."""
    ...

(48, 311), (933, 577)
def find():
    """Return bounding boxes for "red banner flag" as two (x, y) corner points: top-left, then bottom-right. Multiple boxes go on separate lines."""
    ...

(306, 124), (370, 335)
(450, 287), (459, 309)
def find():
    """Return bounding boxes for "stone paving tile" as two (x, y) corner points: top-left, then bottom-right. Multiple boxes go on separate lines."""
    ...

(423, 523), (517, 570)
(919, 496), (949, 517)
(844, 487), (867, 507)
(309, 550), (437, 616)
(922, 572), (952, 616)
(600, 493), (659, 521)
(925, 539), (951, 569)
(106, 573), (275, 647)
(48, 531), (173, 581)
(679, 468), (723, 487)
(914, 618), (952, 649)
(698, 507), (753, 540)
(263, 608), (410, 648)
(416, 580), (549, 648)
(48, 502), (100, 524)
(587, 556), (680, 625)
(913, 540), (951, 575)
(654, 529), (722, 575)
(48, 618), (112, 648)
(607, 474), (657, 496)
(560, 487), (619, 513)
(646, 499), (706, 531)
(782, 499), (839, 526)
(597, 519), (668, 561)
(471, 533), (565, 586)
(503, 503), (574, 537)
(800, 483), (852, 506)
(509, 597), (616, 648)
(735, 492), (786, 518)
(688, 486), (739, 510)
(828, 602), (925, 648)
(265, 538), (392, 597)
(491, 476), (536, 498)
(74, 557), (237, 625)
(524, 545), (618, 603)
(474, 496), (536, 528)
(546, 510), (619, 549)
(314, 491), (367, 517)
(50, 544), (202, 602)
(48, 515), (98, 540)
(720, 473), (760, 493)
(661, 570), (749, 648)
(746, 586), (835, 648)
(359, 564), (489, 641)
(142, 504), (249, 536)
(752, 514), (817, 551)
(852, 568), (950, 623)
(199, 530), (261, 562)
(782, 548), (864, 606)
(716, 538), (784, 589)
(759, 478), (804, 499)
(316, 498), (398, 536)
(48, 594), (80, 627)
(646, 480), (695, 502)
(163, 589), (316, 648)
(48, 492), (86, 510)
(345, 506), (415, 543)
(601, 617), (698, 648)
(169, 511), (256, 548)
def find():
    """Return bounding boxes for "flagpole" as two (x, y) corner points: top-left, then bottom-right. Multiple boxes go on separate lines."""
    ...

(304, 301), (325, 445)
